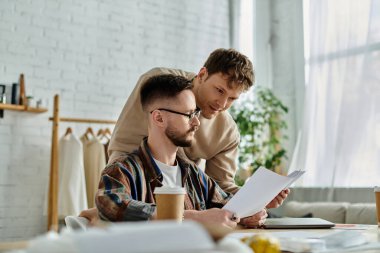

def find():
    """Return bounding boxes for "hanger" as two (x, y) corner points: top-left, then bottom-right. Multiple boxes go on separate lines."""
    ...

(97, 129), (104, 137)
(64, 127), (73, 136)
(98, 128), (111, 143)
(104, 128), (112, 136)
(85, 127), (95, 140)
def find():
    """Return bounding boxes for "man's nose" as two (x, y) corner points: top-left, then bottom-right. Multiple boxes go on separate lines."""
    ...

(191, 115), (200, 127)
(217, 96), (228, 109)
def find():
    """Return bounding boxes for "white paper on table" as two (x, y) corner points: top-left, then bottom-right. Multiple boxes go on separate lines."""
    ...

(223, 167), (305, 218)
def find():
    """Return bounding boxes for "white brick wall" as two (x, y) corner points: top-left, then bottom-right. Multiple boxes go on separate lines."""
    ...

(0, 0), (230, 241)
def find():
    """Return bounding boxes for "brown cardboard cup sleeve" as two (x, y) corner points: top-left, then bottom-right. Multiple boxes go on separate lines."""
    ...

(154, 186), (186, 222)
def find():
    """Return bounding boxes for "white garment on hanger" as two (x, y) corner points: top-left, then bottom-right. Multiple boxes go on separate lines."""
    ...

(81, 135), (106, 208)
(58, 133), (88, 217)
(153, 158), (182, 187)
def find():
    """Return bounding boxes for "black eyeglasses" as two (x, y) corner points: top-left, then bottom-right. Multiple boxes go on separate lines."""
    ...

(150, 108), (201, 121)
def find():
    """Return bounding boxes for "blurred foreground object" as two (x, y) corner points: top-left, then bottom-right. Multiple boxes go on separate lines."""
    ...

(241, 234), (280, 253)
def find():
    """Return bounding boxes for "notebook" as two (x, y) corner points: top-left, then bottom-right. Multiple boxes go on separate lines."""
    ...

(263, 218), (335, 229)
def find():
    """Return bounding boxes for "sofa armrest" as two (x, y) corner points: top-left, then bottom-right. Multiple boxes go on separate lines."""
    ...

(345, 203), (377, 224)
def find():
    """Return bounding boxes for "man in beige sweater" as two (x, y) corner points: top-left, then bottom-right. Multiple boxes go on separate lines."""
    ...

(80, 48), (289, 223)
(96, 74), (268, 228)
(110, 48), (253, 194)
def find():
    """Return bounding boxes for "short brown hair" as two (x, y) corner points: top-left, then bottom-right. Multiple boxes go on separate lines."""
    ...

(203, 48), (254, 91)
(140, 74), (193, 111)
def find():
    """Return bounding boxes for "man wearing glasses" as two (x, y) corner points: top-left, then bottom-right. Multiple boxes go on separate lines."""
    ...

(81, 48), (288, 224)
(95, 74), (267, 227)
(110, 48), (268, 194)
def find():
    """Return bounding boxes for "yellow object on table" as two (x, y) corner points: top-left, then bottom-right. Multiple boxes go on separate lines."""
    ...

(241, 234), (281, 253)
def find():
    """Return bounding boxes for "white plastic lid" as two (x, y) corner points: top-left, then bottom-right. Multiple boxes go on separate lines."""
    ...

(374, 186), (380, 192)
(154, 186), (186, 195)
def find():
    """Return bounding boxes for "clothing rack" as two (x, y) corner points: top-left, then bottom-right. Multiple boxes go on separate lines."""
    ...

(47, 94), (117, 232)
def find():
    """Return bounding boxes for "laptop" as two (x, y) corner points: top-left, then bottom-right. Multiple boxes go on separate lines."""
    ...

(263, 218), (335, 229)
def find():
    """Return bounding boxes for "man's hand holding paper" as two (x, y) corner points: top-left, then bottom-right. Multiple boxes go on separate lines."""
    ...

(237, 189), (289, 228)
(266, 189), (290, 209)
(239, 209), (268, 227)
(223, 167), (305, 227)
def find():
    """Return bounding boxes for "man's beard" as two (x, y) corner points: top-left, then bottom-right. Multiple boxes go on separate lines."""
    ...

(165, 126), (197, 147)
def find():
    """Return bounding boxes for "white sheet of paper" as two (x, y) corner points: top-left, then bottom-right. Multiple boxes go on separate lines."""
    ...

(223, 167), (305, 218)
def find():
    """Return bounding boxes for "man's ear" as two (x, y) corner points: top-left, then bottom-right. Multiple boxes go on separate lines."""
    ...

(197, 67), (208, 82)
(151, 110), (164, 126)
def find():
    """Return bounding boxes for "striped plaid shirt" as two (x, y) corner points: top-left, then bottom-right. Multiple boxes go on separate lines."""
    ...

(95, 138), (232, 221)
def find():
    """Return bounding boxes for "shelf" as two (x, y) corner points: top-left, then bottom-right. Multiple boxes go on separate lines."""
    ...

(25, 107), (48, 113)
(0, 104), (25, 111)
(0, 103), (48, 113)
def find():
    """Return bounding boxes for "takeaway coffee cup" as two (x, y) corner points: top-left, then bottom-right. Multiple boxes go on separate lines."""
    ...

(375, 186), (380, 227)
(154, 186), (186, 222)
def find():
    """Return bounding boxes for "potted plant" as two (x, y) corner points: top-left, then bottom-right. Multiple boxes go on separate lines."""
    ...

(230, 86), (289, 186)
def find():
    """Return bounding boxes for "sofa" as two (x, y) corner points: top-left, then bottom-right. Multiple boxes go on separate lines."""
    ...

(270, 187), (378, 224)
(283, 201), (377, 224)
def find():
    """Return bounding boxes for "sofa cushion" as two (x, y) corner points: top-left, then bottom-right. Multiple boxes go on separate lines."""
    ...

(284, 201), (349, 223)
(345, 203), (377, 224)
